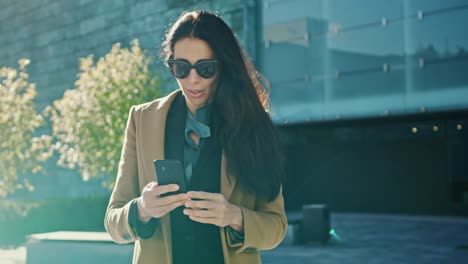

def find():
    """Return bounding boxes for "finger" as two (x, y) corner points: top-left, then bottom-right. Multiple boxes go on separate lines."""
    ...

(183, 208), (218, 218)
(187, 191), (223, 201)
(156, 200), (187, 216)
(149, 193), (189, 207)
(154, 184), (180, 196)
(142, 181), (158, 193)
(142, 181), (158, 195)
(188, 215), (217, 225)
(151, 199), (184, 218)
(185, 200), (217, 210)
(147, 181), (158, 188)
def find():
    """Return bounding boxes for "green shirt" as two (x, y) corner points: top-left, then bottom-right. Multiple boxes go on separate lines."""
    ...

(183, 104), (211, 183)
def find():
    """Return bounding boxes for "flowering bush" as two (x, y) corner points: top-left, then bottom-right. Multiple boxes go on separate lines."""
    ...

(0, 59), (53, 197)
(46, 40), (163, 188)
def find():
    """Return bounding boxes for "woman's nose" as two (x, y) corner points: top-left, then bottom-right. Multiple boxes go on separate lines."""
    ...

(187, 69), (201, 83)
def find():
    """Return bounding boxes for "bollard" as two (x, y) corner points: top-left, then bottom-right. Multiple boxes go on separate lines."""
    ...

(299, 204), (330, 245)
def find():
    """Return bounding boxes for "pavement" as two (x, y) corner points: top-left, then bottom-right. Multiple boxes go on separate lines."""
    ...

(1, 212), (467, 264)
(262, 213), (468, 264)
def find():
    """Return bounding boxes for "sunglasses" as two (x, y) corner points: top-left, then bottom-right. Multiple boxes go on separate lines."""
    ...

(167, 59), (218, 79)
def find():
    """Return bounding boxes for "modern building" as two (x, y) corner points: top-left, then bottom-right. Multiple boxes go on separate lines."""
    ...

(261, 0), (468, 215)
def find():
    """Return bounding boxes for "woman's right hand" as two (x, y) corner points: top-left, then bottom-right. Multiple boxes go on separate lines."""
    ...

(136, 181), (189, 223)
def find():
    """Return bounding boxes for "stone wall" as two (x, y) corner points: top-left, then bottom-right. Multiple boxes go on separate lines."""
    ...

(0, 0), (256, 199)
(0, 0), (252, 109)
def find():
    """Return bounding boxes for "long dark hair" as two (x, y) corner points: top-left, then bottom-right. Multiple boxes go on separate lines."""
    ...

(161, 10), (284, 202)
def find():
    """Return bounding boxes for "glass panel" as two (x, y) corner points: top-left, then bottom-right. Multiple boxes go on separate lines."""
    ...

(262, 30), (310, 85)
(329, 70), (405, 99)
(327, 23), (406, 99)
(270, 79), (325, 124)
(263, 18), (326, 123)
(263, 0), (323, 26)
(328, 23), (405, 71)
(325, 0), (404, 30)
(405, 0), (468, 16)
(261, 0), (468, 122)
(408, 4), (468, 91)
(325, 0), (406, 100)
(263, 42), (325, 123)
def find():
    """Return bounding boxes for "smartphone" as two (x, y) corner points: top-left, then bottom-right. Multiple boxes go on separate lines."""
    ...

(153, 159), (187, 197)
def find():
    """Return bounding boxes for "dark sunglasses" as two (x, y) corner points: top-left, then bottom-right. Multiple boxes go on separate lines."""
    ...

(167, 59), (218, 79)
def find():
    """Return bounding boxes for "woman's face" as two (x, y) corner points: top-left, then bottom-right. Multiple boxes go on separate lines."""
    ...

(172, 37), (218, 114)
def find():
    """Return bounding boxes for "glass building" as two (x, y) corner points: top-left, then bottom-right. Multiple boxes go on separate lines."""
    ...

(261, 0), (468, 123)
(258, 0), (468, 214)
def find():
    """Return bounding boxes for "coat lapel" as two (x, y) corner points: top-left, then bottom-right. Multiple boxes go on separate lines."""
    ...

(139, 90), (181, 184)
(164, 93), (186, 166)
(138, 90), (181, 263)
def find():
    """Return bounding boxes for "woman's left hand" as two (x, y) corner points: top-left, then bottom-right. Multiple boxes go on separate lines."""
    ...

(184, 191), (244, 232)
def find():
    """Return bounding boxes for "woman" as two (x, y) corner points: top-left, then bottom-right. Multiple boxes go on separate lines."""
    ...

(105, 10), (287, 264)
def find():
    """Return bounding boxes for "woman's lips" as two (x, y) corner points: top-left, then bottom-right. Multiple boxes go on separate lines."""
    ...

(187, 89), (204, 99)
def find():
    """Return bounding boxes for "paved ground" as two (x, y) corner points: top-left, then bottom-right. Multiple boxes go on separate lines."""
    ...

(1, 213), (467, 264)
(262, 213), (468, 264)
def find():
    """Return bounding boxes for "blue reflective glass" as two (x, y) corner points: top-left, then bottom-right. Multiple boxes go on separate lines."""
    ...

(261, 0), (468, 123)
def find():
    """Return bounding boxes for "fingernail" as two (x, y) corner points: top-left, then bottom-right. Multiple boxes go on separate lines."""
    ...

(183, 209), (188, 214)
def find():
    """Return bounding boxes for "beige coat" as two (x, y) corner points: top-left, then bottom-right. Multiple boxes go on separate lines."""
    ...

(104, 90), (287, 264)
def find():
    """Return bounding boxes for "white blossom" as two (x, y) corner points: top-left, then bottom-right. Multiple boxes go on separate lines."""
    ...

(0, 59), (52, 197)
(46, 40), (163, 186)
